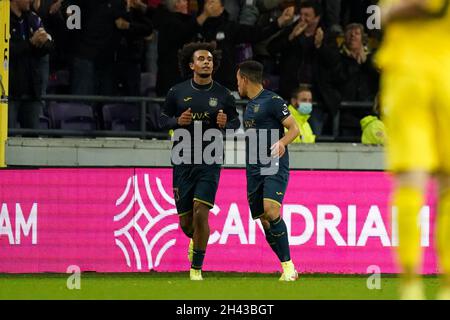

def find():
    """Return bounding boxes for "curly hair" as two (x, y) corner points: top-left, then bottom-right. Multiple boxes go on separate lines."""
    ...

(178, 42), (222, 79)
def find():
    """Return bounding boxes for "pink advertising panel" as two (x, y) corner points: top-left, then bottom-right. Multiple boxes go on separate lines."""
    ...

(0, 168), (439, 274)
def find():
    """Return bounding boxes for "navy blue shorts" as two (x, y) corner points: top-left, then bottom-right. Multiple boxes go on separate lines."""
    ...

(246, 171), (289, 220)
(173, 164), (221, 216)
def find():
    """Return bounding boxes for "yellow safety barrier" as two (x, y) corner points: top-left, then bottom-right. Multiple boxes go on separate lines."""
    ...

(0, 0), (10, 167)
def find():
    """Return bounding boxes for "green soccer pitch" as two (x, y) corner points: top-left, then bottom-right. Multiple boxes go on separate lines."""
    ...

(0, 273), (442, 300)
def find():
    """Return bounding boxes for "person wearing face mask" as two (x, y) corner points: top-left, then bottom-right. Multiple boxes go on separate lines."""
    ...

(287, 86), (315, 143)
(268, 1), (341, 136)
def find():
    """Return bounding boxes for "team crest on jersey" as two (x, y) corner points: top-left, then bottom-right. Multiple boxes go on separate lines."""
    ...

(253, 105), (260, 113)
(209, 97), (218, 107)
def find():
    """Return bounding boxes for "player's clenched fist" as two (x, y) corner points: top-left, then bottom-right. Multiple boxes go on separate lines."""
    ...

(216, 110), (227, 129)
(177, 108), (193, 126)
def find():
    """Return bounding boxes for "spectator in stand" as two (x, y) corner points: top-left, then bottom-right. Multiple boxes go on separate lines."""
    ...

(67, 0), (127, 96)
(287, 85), (316, 143)
(267, 0), (341, 135)
(195, 0), (295, 91)
(115, 0), (153, 96)
(34, 0), (70, 93)
(130, 0), (202, 97)
(9, 0), (54, 129)
(335, 23), (379, 137)
(336, 23), (379, 100)
(197, 0), (243, 22)
(32, 0), (66, 95)
(238, 0), (260, 26)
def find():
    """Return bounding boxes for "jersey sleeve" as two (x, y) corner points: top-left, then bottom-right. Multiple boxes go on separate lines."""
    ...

(270, 95), (291, 123)
(162, 87), (178, 118)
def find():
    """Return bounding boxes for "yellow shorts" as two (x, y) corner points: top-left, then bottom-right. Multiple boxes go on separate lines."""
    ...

(381, 64), (450, 173)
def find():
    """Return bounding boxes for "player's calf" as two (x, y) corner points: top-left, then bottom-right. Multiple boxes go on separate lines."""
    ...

(190, 201), (211, 278)
(262, 202), (298, 281)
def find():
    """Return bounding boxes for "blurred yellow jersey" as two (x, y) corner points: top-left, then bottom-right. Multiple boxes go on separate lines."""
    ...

(377, 0), (450, 173)
(377, 0), (450, 71)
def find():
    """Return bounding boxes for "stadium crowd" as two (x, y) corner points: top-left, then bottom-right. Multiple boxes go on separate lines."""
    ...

(9, 0), (383, 141)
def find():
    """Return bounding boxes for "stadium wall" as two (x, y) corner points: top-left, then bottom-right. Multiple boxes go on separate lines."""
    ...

(0, 139), (439, 274)
(6, 138), (384, 170)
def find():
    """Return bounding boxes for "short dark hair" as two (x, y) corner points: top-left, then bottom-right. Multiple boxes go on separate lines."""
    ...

(238, 60), (264, 84)
(178, 42), (222, 79)
(299, 0), (322, 17)
(291, 84), (312, 99)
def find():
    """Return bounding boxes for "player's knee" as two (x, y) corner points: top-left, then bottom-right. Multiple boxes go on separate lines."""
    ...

(263, 202), (280, 220)
(193, 202), (210, 225)
(193, 201), (208, 215)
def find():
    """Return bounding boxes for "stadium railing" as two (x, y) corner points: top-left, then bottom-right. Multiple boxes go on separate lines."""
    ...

(8, 95), (374, 142)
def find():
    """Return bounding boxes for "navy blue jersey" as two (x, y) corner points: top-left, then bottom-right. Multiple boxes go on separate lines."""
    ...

(162, 79), (240, 165)
(243, 89), (290, 176)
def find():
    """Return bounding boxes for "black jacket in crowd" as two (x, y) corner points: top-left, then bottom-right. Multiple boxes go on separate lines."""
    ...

(267, 24), (342, 116)
(196, 10), (281, 91)
(335, 46), (379, 102)
(9, 10), (54, 98)
(117, 8), (153, 64)
(334, 46), (380, 130)
(35, 0), (69, 70)
(66, 0), (126, 62)
(148, 5), (198, 97)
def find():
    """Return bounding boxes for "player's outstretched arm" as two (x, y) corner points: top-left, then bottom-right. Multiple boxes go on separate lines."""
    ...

(271, 116), (299, 158)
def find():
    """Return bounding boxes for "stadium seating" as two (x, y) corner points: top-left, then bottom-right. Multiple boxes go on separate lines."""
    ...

(48, 102), (96, 130)
(102, 104), (141, 131)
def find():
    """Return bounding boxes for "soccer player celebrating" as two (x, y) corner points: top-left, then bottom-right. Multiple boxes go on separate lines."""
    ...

(377, 0), (450, 299)
(236, 60), (300, 281)
(161, 42), (240, 280)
